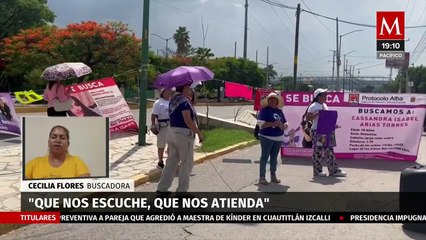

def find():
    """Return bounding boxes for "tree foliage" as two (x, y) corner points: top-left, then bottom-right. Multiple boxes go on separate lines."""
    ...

(0, 0), (55, 39)
(173, 26), (191, 57)
(1, 21), (141, 90)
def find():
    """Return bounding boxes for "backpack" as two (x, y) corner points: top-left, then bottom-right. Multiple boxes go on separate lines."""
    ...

(254, 124), (260, 140)
(254, 110), (260, 139)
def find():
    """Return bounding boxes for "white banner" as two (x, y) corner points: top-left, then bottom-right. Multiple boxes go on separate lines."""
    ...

(281, 92), (426, 161)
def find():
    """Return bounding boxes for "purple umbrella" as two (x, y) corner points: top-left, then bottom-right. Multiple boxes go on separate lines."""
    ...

(153, 66), (214, 89)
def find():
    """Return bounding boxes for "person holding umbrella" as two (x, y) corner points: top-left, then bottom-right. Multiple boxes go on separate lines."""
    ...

(156, 83), (203, 193)
(41, 62), (92, 116)
(44, 81), (71, 116)
(154, 66), (213, 193)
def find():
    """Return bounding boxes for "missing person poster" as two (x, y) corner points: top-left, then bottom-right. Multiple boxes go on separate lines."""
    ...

(280, 92), (426, 161)
(0, 92), (20, 136)
(67, 78), (138, 134)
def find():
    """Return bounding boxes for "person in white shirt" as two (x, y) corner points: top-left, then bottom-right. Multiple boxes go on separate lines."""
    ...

(305, 88), (347, 178)
(151, 88), (173, 168)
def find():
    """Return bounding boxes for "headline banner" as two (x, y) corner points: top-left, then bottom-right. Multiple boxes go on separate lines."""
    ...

(280, 92), (426, 161)
(20, 192), (426, 213)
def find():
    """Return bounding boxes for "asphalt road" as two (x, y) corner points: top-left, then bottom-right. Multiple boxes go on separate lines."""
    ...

(2, 137), (426, 240)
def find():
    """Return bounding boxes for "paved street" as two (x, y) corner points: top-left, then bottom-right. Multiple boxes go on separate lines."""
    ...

(2, 136), (426, 240)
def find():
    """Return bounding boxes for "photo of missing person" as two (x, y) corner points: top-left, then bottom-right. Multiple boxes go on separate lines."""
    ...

(0, 97), (13, 122)
(68, 95), (102, 117)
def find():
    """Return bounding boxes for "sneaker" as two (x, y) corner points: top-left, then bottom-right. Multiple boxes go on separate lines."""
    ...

(259, 178), (269, 185)
(157, 161), (164, 169)
(314, 172), (327, 177)
(330, 171), (347, 177)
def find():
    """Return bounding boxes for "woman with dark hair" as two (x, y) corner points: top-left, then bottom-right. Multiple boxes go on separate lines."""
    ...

(305, 88), (346, 177)
(0, 98), (12, 121)
(68, 96), (101, 117)
(157, 83), (203, 193)
(25, 125), (90, 179)
(43, 81), (71, 116)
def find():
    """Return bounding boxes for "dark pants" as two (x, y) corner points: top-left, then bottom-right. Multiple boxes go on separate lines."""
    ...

(47, 107), (68, 116)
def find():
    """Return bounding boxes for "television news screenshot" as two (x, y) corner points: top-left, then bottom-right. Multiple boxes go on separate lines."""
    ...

(0, 0), (426, 239)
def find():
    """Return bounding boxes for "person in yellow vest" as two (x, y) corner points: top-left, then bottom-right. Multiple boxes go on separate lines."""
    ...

(25, 125), (90, 179)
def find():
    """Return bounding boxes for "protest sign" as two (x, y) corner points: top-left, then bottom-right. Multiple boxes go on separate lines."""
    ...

(0, 92), (20, 135)
(281, 92), (426, 161)
(67, 78), (138, 134)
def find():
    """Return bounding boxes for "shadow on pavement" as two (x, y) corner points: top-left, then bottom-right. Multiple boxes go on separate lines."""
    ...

(109, 145), (143, 170)
(256, 183), (290, 193)
(309, 177), (344, 185)
(222, 158), (252, 164)
(283, 157), (418, 172)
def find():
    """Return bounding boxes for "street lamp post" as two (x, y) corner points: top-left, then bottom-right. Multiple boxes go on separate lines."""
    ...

(351, 63), (362, 91)
(337, 29), (363, 91)
(342, 50), (356, 92)
(150, 33), (173, 61)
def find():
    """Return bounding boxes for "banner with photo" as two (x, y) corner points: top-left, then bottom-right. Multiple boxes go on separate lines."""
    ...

(0, 92), (20, 136)
(67, 78), (138, 134)
(280, 92), (426, 161)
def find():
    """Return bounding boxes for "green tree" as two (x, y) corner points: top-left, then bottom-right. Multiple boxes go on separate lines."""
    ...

(0, 0), (55, 39)
(192, 47), (214, 65)
(173, 26), (191, 57)
(1, 21), (141, 91)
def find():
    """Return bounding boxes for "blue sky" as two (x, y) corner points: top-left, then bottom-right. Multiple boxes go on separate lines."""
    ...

(47, 0), (426, 78)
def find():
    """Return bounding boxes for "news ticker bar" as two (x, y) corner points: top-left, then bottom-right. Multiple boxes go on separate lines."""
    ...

(1, 212), (426, 224)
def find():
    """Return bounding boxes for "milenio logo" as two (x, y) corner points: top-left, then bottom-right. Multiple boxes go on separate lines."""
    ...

(376, 11), (405, 60)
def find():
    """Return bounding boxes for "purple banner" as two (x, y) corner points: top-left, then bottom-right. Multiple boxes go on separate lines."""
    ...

(0, 93), (21, 135)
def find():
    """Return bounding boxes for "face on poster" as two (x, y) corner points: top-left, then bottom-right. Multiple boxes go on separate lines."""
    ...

(0, 92), (20, 135)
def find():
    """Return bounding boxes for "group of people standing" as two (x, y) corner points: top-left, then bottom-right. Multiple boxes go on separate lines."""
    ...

(151, 85), (346, 193)
(256, 88), (347, 185)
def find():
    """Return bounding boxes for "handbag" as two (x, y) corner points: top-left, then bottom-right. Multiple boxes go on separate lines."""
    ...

(52, 84), (72, 111)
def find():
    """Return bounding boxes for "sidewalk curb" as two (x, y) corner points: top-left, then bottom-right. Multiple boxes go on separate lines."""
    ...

(131, 140), (258, 188)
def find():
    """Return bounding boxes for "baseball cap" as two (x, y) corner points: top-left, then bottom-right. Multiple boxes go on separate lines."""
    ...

(314, 88), (328, 98)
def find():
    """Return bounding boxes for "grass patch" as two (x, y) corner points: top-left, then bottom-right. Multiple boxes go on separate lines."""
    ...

(196, 128), (257, 153)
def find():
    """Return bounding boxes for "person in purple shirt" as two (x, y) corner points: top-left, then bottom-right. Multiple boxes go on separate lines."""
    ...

(157, 83), (203, 193)
(257, 92), (288, 185)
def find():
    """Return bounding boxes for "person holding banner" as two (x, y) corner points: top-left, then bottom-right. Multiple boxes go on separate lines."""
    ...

(157, 84), (203, 193)
(150, 88), (173, 169)
(25, 125), (91, 179)
(306, 88), (347, 177)
(257, 92), (288, 185)
(44, 81), (71, 116)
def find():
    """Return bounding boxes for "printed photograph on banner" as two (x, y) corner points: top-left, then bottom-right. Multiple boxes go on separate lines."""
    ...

(22, 117), (109, 180)
(67, 77), (138, 134)
(0, 92), (20, 136)
(68, 91), (102, 117)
